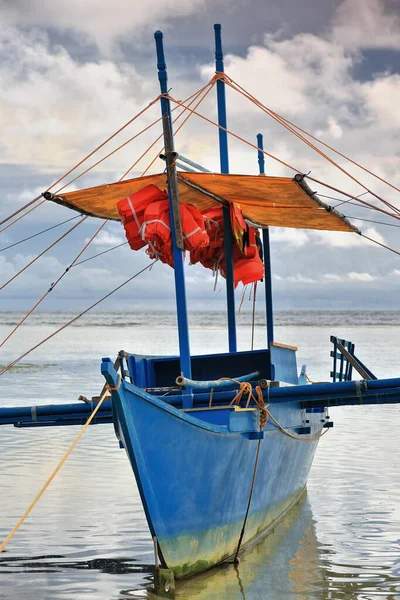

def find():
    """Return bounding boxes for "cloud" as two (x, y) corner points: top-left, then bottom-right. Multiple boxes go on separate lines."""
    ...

(312, 226), (387, 248)
(88, 230), (125, 247)
(270, 228), (309, 247)
(2, 0), (215, 54)
(0, 26), (163, 171)
(1, 0), (399, 312)
(363, 74), (400, 128)
(348, 271), (375, 281)
(332, 0), (400, 50)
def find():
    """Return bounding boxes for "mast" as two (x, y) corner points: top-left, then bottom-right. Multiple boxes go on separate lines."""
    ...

(257, 133), (274, 347)
(154, 31), (193, 406)
(214, 24), (237, 353)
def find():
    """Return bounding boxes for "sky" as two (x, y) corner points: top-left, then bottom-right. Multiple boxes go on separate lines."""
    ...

(0, 0), (399, 315)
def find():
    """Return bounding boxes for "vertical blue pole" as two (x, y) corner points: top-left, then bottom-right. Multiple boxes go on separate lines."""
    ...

(257, 133), (274, 348)
(214, 23), (237, 353)
(154, 31), (192, 406)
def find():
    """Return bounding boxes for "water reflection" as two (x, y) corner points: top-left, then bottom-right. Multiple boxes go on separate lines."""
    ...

(172, 494), (323, 600)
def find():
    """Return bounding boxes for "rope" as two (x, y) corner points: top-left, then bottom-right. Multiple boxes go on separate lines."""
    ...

(50, 85), (210, 192)
(223, 75), (400, 216)
(233, 437), (261, 565)
(0, 261), (157, 375)
(166, 95), (400, 223)
(0, 199), (47, 235)
(0, 84), (210, 344)
(227, 379), (328, 439)
(0, 84), (210, 341)
(123, 80), (215, 180)
(72, 242), (128, 267)
(225, 73), (400, 196)
(0, 98), (162, 231)
(0, 215), (81, 253)
(0, 220), (108, 349)
(344, 215), (400, 229)
(0, 216), (88, 293)
(360, 233), (400, 257)
(0, 377), (120, 553)
(0, 196), (43, 228)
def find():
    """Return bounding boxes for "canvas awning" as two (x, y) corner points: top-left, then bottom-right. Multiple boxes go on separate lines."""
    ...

(47, 172), (358, 233)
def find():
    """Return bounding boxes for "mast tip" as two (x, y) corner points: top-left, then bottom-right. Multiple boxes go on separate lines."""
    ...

(154, 30), (163, 39)
(214, 24), (221, 30)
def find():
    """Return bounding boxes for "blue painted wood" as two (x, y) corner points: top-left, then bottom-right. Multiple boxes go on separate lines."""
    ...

(105, 361), (322, 578)
(270, 344), (298, 384)
(257, 133), (265, 175)
(214, 23), (237, 353)
(126, 348), (270, 388)
(154, 30), (192, 406)
(298, 364), (308, 385)
(257, 133), (274, 347)
(330, 336), (376, 382)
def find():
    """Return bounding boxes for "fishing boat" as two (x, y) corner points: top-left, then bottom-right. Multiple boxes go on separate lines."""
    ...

(1, 24), (400, 596)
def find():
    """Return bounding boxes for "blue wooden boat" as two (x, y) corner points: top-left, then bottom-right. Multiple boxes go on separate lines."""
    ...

(1, 23), (400, 595)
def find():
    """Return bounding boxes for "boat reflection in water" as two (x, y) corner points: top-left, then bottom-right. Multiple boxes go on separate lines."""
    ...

(141, 492), (324, 600)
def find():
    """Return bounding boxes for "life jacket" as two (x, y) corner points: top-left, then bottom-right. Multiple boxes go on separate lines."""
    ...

(192, 206), (264, 286)
(190, 207), (224, 271)
(117, 185), (168, 251)
(142, 200), (209, 267)
(242, 225), (258, 259)
(141, 199), (172, 265)
(231, 243), (264, 286)
(230, 202), (246, 248)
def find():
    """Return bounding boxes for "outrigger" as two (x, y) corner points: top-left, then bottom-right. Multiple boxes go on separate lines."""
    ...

(1, 25), (399, 598)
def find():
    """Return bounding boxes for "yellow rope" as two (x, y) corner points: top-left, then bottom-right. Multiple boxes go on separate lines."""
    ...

(0, 377), (120, 553)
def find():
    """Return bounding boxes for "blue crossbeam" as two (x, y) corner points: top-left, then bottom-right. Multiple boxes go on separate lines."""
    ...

(1, 376), (399, 427)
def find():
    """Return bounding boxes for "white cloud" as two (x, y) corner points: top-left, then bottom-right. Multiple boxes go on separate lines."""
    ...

(312, 226), (387, 248)
(89, 230), (125, 247)
(2, 0), (213, 54)
(332, 0), (400, 50)
(363, 74), (400, 129)
(348, 271), (375, 281)
(1, 0), (400, 311)
(0, 27), (162, 170)
(322, 273), (343, 282)
(270, 228), (309, 247)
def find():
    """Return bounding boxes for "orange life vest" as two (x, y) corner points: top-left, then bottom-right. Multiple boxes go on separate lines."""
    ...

(118, 185), (209, 265)
(117, 185), (168, 250)
(191, 206), (264, 286)
(140, 198), (209, 267)
(190, 207), (224, 271)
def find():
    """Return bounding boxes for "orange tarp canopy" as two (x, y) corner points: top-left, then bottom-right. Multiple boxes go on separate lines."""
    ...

(52, 172), (357, 232)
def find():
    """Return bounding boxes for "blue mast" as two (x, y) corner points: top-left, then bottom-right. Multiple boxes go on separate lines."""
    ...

(257, 133), (274, 347)
(154, 31), (192, 406)
(214, 24), (237, 353)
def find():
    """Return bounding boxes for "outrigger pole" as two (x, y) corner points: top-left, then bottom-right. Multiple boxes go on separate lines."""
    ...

(257, 133), (274, 347)
(214, 24), (237, 353)
(154, 31), (193, 407)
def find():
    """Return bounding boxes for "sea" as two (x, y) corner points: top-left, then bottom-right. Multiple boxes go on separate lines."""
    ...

(0, 310), (399, 600)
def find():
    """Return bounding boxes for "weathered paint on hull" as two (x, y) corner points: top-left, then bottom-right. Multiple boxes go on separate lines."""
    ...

(161, 487), (306, 578)
(110, 380), (323, 579)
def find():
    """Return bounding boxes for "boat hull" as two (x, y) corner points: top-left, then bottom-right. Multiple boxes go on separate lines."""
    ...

(110, 379), (323, 578)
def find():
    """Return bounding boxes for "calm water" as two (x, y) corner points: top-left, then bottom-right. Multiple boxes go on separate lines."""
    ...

(0, 311), (399, 600)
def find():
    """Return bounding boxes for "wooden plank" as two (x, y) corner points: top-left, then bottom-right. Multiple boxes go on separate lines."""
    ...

(270, 341), (298, 351)
(336, 342), (372, 381)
